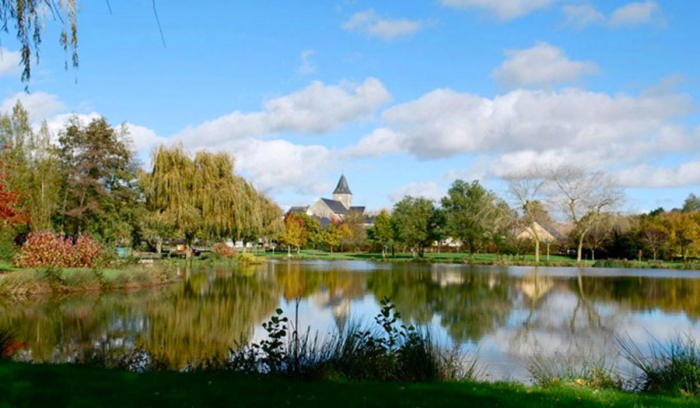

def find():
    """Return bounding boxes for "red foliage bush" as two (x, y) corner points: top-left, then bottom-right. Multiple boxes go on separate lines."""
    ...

(212, 242), (237, 258)
(13, 231), (103, 268)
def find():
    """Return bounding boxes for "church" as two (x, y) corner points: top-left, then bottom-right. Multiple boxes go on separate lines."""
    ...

(288, 175), (373, 227)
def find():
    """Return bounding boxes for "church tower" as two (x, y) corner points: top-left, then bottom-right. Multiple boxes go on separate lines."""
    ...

(332, 174), (353, 209)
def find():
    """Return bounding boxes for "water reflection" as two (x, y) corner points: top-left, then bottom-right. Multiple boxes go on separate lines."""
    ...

(3, 261), (700, 381)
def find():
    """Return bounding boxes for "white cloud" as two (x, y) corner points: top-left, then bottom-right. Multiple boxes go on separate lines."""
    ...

(213, 138), (334, 195)
(343, 9), (425, 41)
(617, 161), (700, 188)
(177, 78), (391, 148)
(298, 50), (316, 75)
(609, 1), (661, 28)
(389, 181), (445, 202)
(562, 5), (604, 29)
(0, 48), (21, 77)
(347, 84), (697, 185)
(373, 87), (692, 160)
(342, 127), (404, 158)
(492, 42), (600, 87)
(0, 92), (65, 123)
(441, 0), (559, 21)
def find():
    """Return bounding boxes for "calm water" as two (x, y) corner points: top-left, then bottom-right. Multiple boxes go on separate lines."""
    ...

(4, 260), (700, 382)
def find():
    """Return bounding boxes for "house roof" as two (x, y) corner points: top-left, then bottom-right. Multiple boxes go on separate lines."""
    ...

(288, 206), (308, 214)
(349, 206), (365, 214)
(321, 198), (348, 214)
(312, 216), (332, 228)
(333, 174), (352, 195)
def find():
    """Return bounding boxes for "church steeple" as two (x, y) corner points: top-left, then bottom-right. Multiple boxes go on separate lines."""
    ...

(333, 174), (352, 195)
(332, 174), (353, 209)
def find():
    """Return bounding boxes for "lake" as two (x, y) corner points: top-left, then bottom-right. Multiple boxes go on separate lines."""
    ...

(4, 260), (700, 382)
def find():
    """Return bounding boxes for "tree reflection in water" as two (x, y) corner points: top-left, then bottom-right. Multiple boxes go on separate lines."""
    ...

(3, 262), (700, 376)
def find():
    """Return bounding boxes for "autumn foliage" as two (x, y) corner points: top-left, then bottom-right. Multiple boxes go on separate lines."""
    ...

(212, 242), (237, 259)
(0, 169), (29, 227)
(13, 231), (103, 268)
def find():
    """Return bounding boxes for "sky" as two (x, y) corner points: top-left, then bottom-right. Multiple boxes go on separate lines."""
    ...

(0, 0), (698, 213)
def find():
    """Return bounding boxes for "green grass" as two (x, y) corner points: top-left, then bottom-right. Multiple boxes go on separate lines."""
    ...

(0, 362), (696, 408)
(0, 264), (177, 295)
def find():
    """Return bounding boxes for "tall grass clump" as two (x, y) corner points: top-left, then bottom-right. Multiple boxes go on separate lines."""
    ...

(0, 329), (14, 360)
(620, 334), (700, 396)
(196, 298), (478, 382)
(529, 353), (620, 389)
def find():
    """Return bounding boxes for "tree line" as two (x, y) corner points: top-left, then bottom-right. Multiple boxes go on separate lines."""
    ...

(0, 102), (283, 259)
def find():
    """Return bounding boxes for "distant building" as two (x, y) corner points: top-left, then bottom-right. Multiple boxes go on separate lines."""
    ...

(287, 175), (373, 226)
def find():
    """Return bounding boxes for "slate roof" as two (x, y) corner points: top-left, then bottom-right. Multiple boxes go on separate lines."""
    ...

(333, 174), (352, 195)
(321, 198), (348, 214)
(349, 206), (365, 214)
(312, 216), (332, 228)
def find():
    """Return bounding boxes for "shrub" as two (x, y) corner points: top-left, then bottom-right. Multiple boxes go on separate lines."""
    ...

(621, 334), (700, 396)
(212, 243), (237, 259)
(593, 259), (633, 268)
(13, 231), (103, 268)
(236, 252), (264, 264)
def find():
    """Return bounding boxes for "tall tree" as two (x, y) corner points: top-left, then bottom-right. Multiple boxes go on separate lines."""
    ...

(141, 144), (200, 257)
(58, 117), (141, 242)
(392, 196), (435, 257)
(550, 165), (623, 263)
(258, 193), (283, 251)
(507, 171), (549, 263)
(368, 209), (394, 259)
(682, 193), (700, 213)
(281, 213), (307, 255)
(341, 209), (366, 251)
(441, 180), (503, 258)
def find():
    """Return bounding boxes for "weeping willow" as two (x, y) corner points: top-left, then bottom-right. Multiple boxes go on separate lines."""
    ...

(141, 145), (199, 257)
(141, 144), (282, 257)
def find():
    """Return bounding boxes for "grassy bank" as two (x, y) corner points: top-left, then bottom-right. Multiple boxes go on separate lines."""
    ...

(0, 361), (695, 408)
(0, 263), (177, 296)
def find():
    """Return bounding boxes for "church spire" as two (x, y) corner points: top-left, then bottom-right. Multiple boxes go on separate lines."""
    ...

(333, 174), (352, 195)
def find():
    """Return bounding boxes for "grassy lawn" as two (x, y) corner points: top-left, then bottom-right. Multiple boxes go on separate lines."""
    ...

(0, 362), (695, 408)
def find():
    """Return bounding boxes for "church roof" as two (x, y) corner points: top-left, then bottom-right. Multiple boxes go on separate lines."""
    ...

(321, 198), (348, 214)
(333, 174), (352, 195)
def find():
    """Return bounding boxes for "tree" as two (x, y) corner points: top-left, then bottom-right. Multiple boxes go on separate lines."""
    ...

(660, 211), (698, 261)
(640, 224), (668, 261)
(58, 117), (142, 243)
(0, 166), (29, 227)
(141, 144), (200, 257)
(281, 213), (307, 255)
(0, 1), (78, 84)
(507, 171), (549, 263)
(259, 194), (283, 251)
(441, 180), (503, 258)
(341, 210), (366, 251)
(550, 165), (623, 264)
(0, 102), (62, 231)
(682, 193), (700, 213)
(392, 196), (434, 257)
(582, 212), (619, 262)
(368, 210), (394, 259)
(323, 223), (343, 253)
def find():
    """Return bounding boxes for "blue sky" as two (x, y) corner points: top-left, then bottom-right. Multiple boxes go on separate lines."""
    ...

(0, 0), (698, 213)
